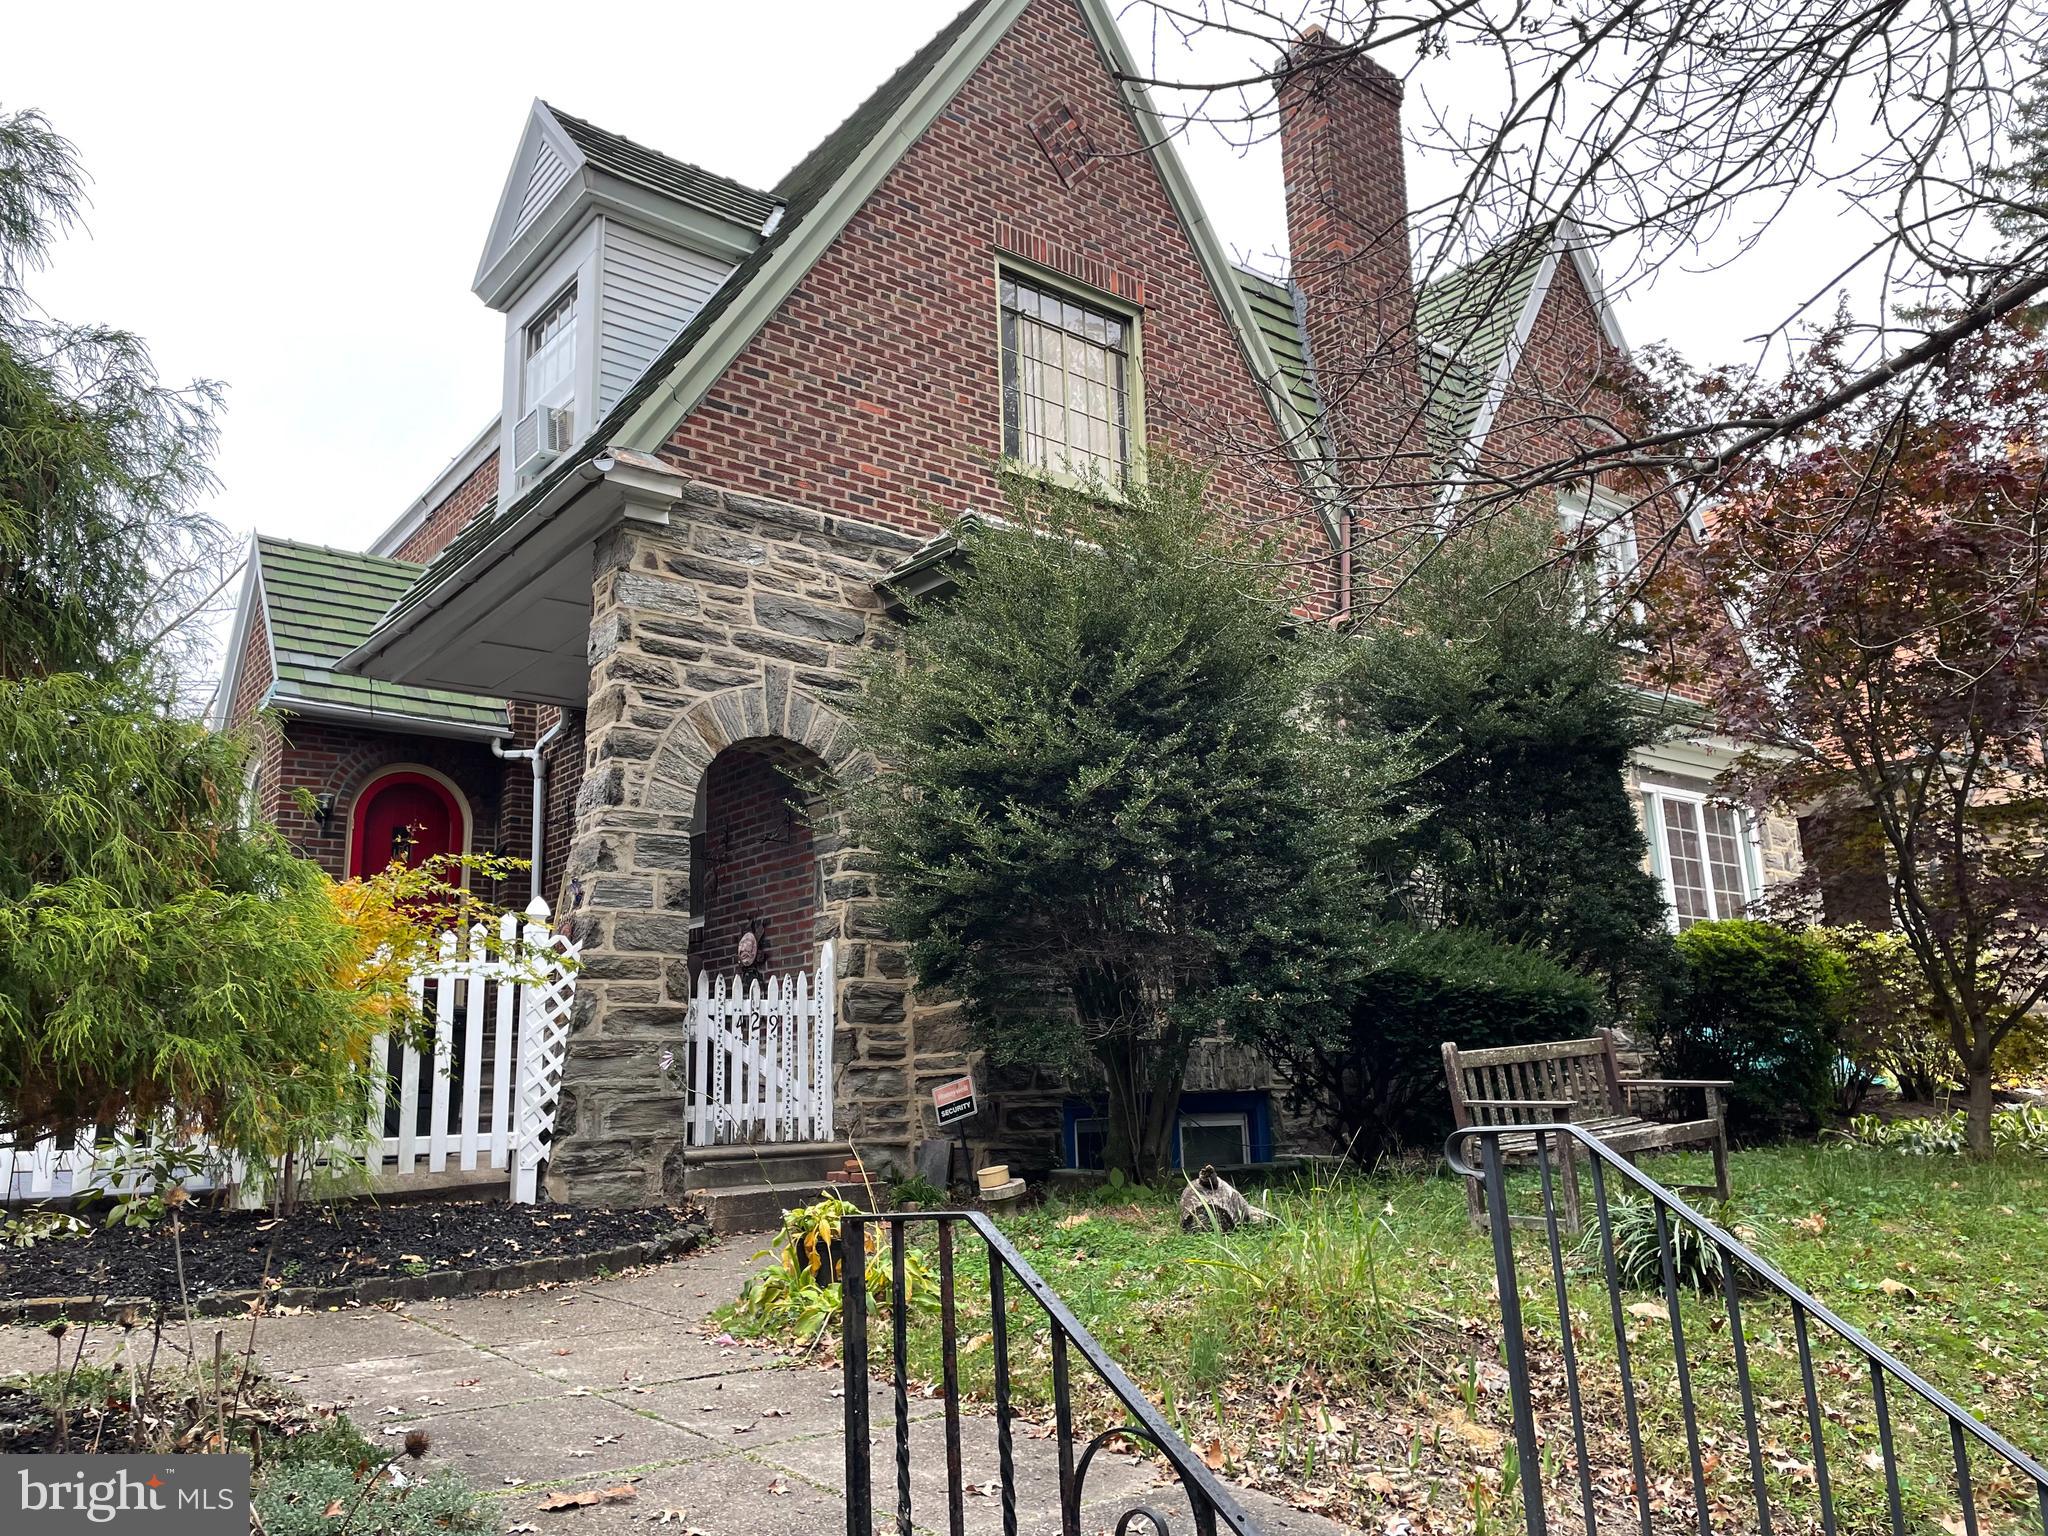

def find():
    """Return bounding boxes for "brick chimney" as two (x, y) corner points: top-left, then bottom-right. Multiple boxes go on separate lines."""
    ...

(1278, 31), (1425, 572)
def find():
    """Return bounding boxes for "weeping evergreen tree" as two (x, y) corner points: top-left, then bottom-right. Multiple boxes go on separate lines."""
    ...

(0, 107), (373, 1162)
(848, 460), (1396, 1180)
(1341, 515), (1673, 1005)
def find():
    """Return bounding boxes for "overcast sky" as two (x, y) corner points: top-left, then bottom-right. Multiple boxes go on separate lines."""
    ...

(7, 1), (1846, 566)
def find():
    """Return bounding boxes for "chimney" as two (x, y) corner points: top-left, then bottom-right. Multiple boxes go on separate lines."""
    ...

(1278, 31), (1425, 564)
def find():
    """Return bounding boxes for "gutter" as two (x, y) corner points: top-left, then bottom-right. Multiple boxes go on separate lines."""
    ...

(494, 714), (570, 903)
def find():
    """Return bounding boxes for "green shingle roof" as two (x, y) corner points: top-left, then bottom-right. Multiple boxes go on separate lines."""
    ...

(544, 104), (780, 231)
(1413, 225), (1556, 460)
(1234, 266), (1323, 432)
(257, 537), (509, 733)
(1233, 226), (1557, 478)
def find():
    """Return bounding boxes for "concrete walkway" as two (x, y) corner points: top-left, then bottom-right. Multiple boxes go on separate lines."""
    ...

(1, 1238), (1350, 1536)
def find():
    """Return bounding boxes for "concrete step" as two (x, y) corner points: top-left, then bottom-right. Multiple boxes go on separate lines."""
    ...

(692, 1175), (875, 1235)
(683, 1141), (858, 1192)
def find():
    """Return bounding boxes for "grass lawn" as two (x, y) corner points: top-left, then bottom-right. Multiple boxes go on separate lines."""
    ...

(837, 1145), (2048, 1536)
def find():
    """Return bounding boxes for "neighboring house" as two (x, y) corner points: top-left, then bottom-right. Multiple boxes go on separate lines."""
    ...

(211, 0), (1797, 1204)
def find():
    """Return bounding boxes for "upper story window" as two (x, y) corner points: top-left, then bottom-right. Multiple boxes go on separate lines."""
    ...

(523, 283), (577, 412)
(1000, 273), (1133, 487)
(1642, 786), (1758, 929)
(1558, 486), (1642, 621)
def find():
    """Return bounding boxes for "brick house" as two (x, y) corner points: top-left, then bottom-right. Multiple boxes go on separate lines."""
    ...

(211, 0), (1800, 1204)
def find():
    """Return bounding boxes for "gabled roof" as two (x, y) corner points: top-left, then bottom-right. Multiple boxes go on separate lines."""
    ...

(222, 537), (509, 736)
(1235, 267), (1324, 435)
(1414, 226), (1556, 460)
(543, 104), (779, 230)
(347, 0), (1333, 676)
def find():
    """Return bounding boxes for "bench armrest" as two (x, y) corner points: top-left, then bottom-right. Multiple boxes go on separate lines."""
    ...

(1621, 1078), (1734, 1090)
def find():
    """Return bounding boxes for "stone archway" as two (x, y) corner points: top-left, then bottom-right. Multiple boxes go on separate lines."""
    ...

(546, 671), (919, 1203)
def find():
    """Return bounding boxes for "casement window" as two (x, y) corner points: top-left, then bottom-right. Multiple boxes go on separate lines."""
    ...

(1641, 786), (1760, 929)
(1000, 272), (1134, 487)
(523, 283), (577, 415)
(1558, 486), (1643, 621)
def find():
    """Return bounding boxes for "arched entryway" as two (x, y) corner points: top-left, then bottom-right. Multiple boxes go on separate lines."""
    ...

(348, 765), (472, 879)
(687, 741), (824, 984)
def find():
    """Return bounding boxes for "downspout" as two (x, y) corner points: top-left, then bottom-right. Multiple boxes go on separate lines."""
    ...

(493, 715), (569, 904)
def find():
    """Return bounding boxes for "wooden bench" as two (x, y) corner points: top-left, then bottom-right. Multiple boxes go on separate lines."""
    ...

(1442, 1029), (1731, 1230)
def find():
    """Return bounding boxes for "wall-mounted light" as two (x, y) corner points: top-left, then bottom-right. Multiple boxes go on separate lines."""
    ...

(313, 792), (336, 828)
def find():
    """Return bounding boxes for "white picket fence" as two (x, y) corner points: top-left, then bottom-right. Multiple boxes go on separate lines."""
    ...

(2, 897), (580, 1206)
(371, 897), (580, 1202)
(686, 942), (836, 1145)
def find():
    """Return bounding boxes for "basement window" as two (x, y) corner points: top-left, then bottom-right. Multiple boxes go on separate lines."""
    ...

(1000, 273), (1135, 488)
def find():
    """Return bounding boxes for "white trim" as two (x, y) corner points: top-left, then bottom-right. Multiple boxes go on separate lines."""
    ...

(345, 762), (475, 883)
(1176, 1111), (1251, 1167)
(1433, 220), (1629, 522)
(207, 533), (270, 732)
(1556, 219), (1628, 351)
(367, 419), (501, 560)
(1557, 482), (1645, 623)
(1637, 778), (1759, 930)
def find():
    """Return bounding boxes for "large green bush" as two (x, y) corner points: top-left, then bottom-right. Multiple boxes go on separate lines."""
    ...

(1267, 924), (1605, 1160)
(1661, 920), (1848, 1142)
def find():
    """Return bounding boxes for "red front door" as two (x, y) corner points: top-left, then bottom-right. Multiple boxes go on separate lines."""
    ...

(350, 772), (463, 879)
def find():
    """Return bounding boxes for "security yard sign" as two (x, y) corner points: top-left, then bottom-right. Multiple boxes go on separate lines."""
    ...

(932, 1074), (978, 1128)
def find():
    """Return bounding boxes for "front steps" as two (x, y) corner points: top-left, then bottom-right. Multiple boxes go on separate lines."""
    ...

(684, 1142), (875, 1233)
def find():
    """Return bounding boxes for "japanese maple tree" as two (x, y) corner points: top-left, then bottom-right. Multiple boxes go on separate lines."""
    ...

(1657, 315), (2048, 1150)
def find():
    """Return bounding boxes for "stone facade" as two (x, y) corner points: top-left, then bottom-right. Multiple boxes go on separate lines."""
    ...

(547, 481), (996, 1205)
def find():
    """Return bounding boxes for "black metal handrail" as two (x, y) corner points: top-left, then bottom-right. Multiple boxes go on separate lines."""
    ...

(1447, 1123), (2048, 1536)
(842, 1209), (1263, 1536)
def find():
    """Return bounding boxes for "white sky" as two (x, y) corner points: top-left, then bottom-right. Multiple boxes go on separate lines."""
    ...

(6, 0), (1847, 563)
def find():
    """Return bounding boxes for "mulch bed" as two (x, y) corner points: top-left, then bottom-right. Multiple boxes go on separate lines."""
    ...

(0, 1198), (693, 1306)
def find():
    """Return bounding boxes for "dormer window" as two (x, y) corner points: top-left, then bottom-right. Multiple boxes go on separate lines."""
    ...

(513, 283), (578, 479)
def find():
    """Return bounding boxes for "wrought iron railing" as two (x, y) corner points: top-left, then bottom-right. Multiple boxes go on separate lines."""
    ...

(1448, 1123), (2048, 1536)
(841, 1210), (1263, 1536)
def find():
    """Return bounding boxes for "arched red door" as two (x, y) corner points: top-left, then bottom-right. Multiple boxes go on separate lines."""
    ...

(349, 771), (465, 879)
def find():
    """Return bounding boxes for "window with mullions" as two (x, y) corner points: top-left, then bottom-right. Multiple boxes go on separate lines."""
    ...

(1558, 486), (1643, 622)
(1000, 273), (1132, 486)
(1643, 788), (1758, 929)
(523, 283), (577, 410)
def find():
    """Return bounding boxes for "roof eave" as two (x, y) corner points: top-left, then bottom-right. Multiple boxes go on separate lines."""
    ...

(268, 693), (512, 743)
(206, 532), (268, 733)
(335, 452), (614, 680)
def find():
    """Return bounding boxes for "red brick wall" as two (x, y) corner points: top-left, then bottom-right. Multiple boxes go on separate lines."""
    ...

(266, 718), (507, 892)
(222, 607), (281, 818)
(541, 707), (584, 913)
(689, 748), (817, 980)
(1276, 37), (1427, 574)
(1484, 257), (1736, 706)
(391, 454), (497, 566)
(656, 0), (1337, 612)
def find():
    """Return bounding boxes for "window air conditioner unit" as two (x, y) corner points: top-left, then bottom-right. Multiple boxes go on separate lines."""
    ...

(513, 403), (575, 476)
